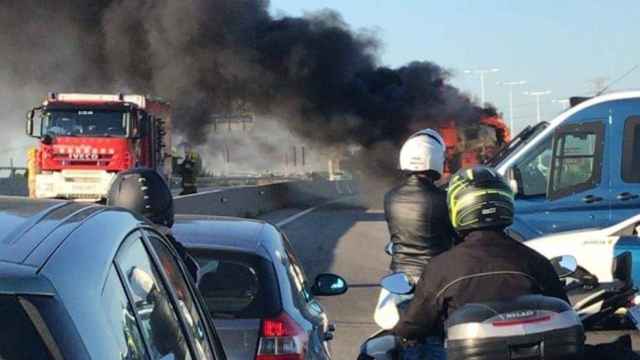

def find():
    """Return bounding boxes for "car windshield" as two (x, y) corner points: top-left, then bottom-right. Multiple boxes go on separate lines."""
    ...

(485, 121), (549, 167)
(193, 250), (280, 319)
(42, 109), (129, 137)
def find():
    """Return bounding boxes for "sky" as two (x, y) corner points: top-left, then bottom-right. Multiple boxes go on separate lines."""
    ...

(270, 0), (640, 132)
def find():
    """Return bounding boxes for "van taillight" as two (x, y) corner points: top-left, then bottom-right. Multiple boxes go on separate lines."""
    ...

(257, 312), (306, 360)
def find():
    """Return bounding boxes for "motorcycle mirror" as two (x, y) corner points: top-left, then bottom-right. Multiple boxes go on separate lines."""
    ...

(381, 272), (414, 295)
(550, 255), (578, 278)
(384, 243), (394, 256)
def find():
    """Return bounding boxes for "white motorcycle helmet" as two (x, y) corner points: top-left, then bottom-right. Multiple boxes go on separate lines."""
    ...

(399, 128), (446, 177)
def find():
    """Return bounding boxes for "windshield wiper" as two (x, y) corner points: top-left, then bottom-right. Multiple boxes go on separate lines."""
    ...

(485, 121), (549, 167)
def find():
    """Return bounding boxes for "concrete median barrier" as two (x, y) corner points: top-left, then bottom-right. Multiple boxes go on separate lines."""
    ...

(173, 180), (356, 217)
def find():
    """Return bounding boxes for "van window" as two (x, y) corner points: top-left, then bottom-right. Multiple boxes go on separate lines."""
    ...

(512, 137), (552, 197)
(548, 121), (604, 200)
(622, 117), (640, 183)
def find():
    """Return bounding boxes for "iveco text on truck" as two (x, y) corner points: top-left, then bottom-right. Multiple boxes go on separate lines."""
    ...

(26, 93), (172, 201)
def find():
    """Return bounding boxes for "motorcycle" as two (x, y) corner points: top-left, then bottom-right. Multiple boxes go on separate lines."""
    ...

(525, 213), (640, 290)
(359, 252), (639, 359)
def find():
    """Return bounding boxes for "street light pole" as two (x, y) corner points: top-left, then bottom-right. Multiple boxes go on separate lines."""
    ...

(524, 90), (552, 124)
(497, 80), (527, 132)
(552, 98), (571, 111)
(464, 68), (500, 104)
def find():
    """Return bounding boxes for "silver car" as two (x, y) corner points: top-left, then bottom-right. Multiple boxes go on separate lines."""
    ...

(173, 215), (348, 360)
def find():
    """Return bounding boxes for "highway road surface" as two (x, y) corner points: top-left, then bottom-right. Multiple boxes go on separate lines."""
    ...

(262, 197), (640, 359)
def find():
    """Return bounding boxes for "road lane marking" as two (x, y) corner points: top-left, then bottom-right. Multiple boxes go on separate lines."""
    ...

(172, 188), (225, 199)
(275, 198), (349, 227)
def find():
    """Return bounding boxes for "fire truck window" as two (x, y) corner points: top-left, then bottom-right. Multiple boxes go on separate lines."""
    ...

(513, 137), (552, 197)
(43, 110), (128, 137)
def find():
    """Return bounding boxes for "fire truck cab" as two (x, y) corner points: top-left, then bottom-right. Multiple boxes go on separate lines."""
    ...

(26, 93), (172, 201)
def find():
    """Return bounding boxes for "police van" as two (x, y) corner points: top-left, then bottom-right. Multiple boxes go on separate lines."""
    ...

(490, 91), (640, 240)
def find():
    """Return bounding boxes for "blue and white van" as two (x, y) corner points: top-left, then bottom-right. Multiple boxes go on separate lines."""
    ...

(492, 91), (640, 240)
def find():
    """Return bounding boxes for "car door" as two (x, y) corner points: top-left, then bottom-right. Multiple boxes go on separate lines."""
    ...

(280, 237), (332, 359)
(609, 115), (640, 223)
(509, 120), (607, 239)
(545, 120), (609, 232)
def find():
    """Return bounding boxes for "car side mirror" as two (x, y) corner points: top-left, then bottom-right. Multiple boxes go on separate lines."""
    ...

(550, 255), (578, 278)
(380, 272), (414, 295)
(311, 273), (348, 296)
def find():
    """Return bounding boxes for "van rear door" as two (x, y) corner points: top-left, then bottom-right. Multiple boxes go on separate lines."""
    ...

(609, 115), (640, 224)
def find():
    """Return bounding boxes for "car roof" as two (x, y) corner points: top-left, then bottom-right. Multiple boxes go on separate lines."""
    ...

(0, 196), (104, 267)
(173, 214), (272, 254)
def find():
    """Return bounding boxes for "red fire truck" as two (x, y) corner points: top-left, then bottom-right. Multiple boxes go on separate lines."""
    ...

(25, 93), (172, 200)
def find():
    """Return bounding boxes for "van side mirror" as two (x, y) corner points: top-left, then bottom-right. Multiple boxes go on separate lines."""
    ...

(550, 255), (578, 278)
(508, 167), (525, 197)
(509, 179), (519, 195)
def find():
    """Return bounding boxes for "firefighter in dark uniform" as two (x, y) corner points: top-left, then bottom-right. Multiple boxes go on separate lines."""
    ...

(178, 148), (200, 195)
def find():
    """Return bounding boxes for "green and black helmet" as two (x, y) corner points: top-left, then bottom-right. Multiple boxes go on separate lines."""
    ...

(447, 166), (515, 232)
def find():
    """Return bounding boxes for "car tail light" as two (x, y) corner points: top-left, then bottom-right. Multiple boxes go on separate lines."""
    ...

(492, 315), (552, 327)
(256, 312), (307, 360)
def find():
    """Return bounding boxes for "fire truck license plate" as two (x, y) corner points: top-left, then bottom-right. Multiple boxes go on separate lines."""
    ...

(628, 305), (640, 329)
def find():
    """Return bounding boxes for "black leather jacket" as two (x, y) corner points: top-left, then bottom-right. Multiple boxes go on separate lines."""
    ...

(384, 175), (457, 278)
(394, 230), (570, 340)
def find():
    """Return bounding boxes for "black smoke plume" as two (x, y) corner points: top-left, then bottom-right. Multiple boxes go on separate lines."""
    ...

(0, 0), (492, 180)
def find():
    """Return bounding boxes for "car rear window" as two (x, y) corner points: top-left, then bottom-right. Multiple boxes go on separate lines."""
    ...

(192, 250), (281, 319)
(0, 295), (59, 360)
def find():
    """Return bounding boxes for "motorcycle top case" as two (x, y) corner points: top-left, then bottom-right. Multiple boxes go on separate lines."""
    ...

(445, 295), (584, 360)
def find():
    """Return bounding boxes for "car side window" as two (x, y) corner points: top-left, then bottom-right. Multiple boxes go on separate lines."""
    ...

(281, 236), (313, 304)
(102, 265), (148, 360)
(144, 230), (214, 359)
(548, 121), (604, 200)
(115, 232), (192, 360)
(622, 116), (640, 183)
(512, 137), (552, 197)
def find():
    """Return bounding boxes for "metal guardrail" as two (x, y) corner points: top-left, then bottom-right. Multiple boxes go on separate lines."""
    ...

(173, 180), (358, 218)
(0, 166), (28, 196)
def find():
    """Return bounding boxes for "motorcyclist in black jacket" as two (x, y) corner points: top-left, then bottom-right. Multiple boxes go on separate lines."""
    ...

(393, 166), (569, 356)
(384, 128), (457, 280)
(106, 168), (199, 281)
